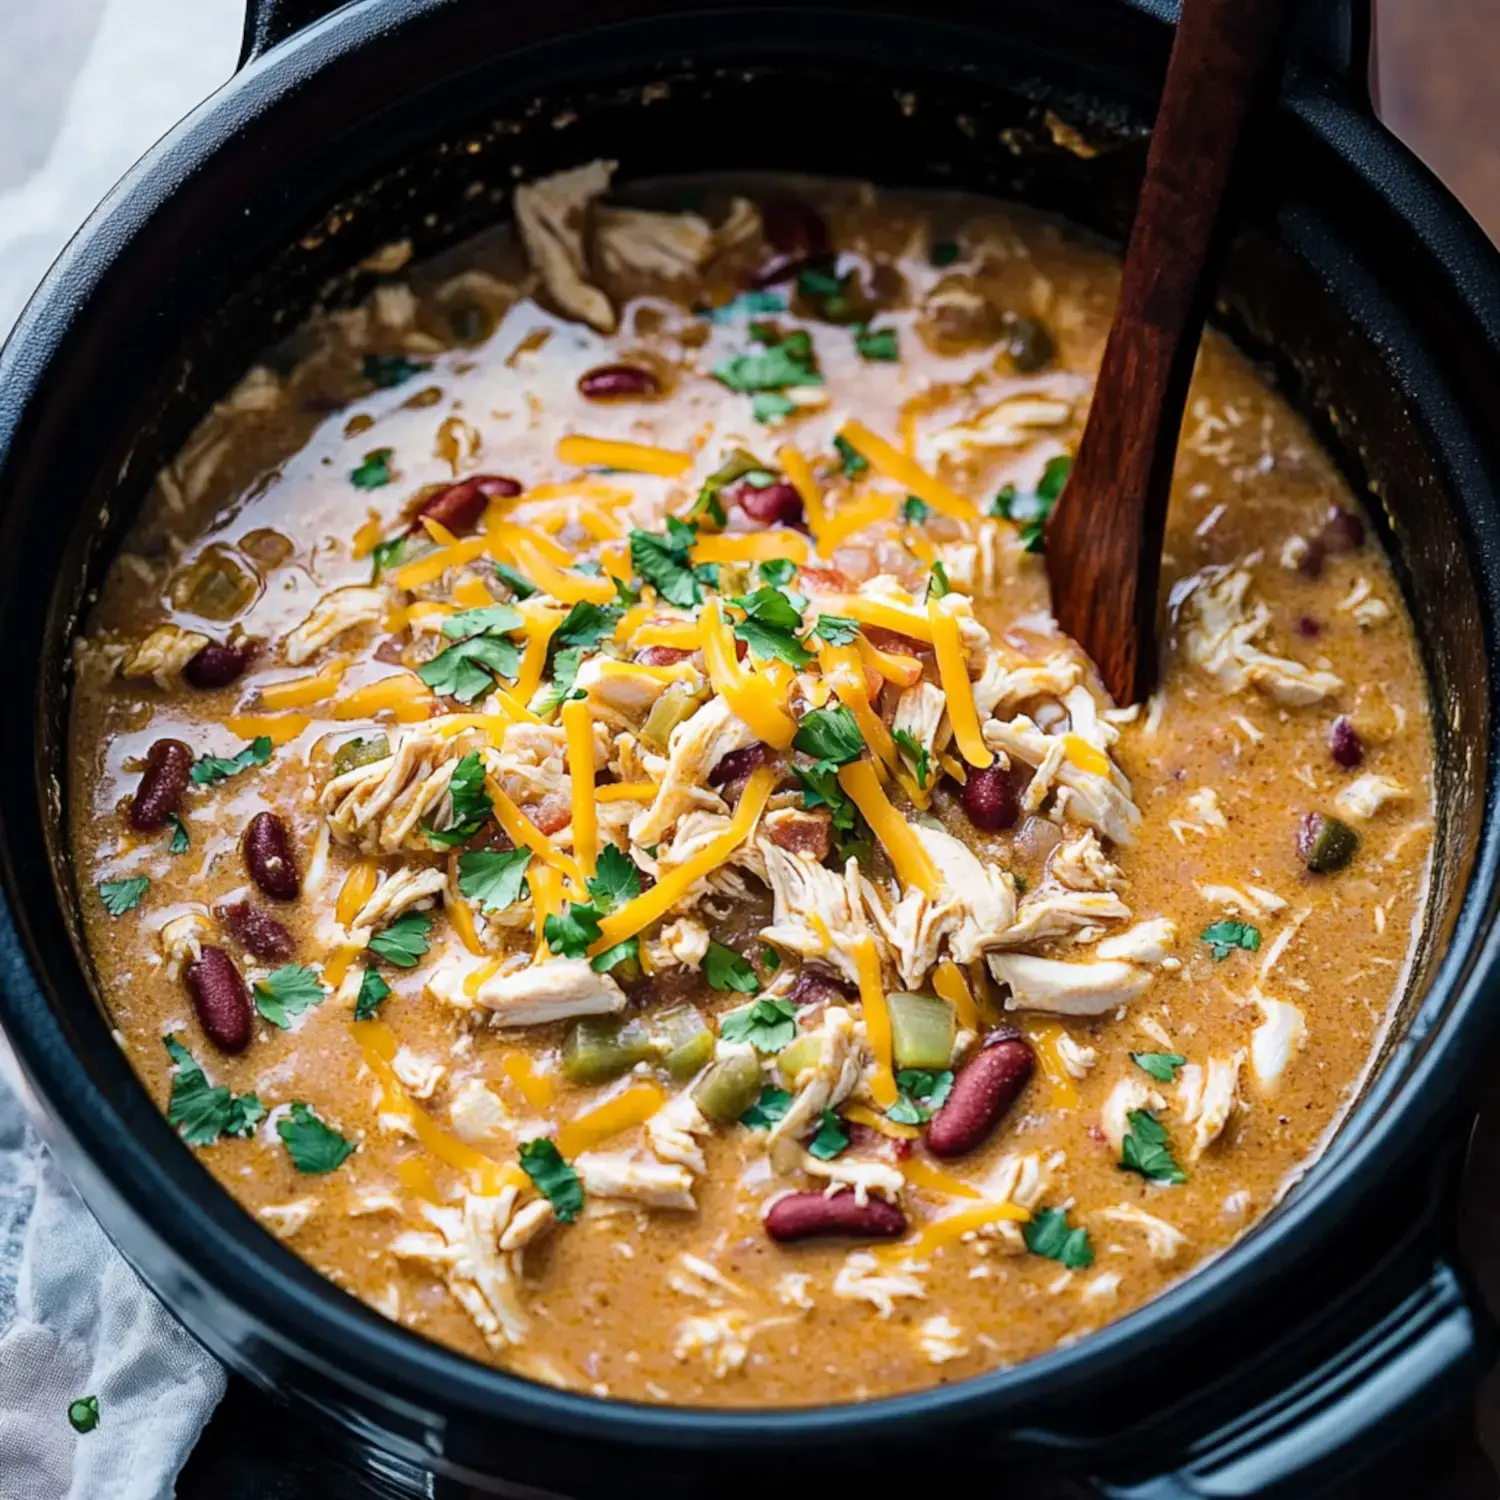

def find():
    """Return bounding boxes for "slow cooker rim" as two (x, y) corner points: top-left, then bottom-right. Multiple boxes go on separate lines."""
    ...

(1, 0), (1499, 1452)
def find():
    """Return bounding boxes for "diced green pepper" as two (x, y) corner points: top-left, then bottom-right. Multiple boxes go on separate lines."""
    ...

(641, 683), (703, 753)
(561, 1018), (655, 1086)
(692, 1047), (764, 1122)
(655, 1005), (714, 1079)
(330, 734), (390, 778)
(888, 991), (956, 1071)
(775, 1032), (825, 1085)
(1298, 812), (1358, 873)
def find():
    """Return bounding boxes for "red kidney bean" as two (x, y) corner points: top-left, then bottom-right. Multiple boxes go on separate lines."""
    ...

(1294, 615), (1322, 638)
(578, 363), (659, 400)
(1329, 715), (1364, 769)
(129, 740), (194, 831)
(635, 645), (694, 667)
(961, 764), (1020, 832)
(709, 743), (772, 788)
(410, 475), (522, 535)
(185, 946), (253, 1054)
(926, 1030), (1035, 1158)
(1320, 506), (1366, 554)
(183, 641), (248, 689)
(1296, 537), (1327, 580)
(214, 900), (294, 963)
(765, 1191), (907, 1243)
(846, 1122), (914, 1163)
(752, 200), (831, 287)
(787, 965), (858, 1008)
(725, 479), (805, 530)
(243, 812), (299, 900)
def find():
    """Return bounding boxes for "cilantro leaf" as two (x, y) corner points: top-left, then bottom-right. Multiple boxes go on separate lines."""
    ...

(749, 391), (794, 424)
(519, 1139), (584, 1223)
(277, 1101), (355, 1173)
(422, 750), (492, 847)
(590, 936), (640, 974)
(855, 326), (899, 362)
(719, 996), (797, 1053)
(1120, 1110), (1187, 1185)
(734, 616), (814, 669)
(457, 848), (532, 913)
(740, 1085), (793, 1130)
(807, 1107), (850, 1161)
(1037, 453), (1073, 503)
(888, 1068), (953, 1122)
(544, 903), (603, 959)
(68, 1396), (101, 1435)
(98, 877), (149, 917)
(930, 240), (960, 267)
(587, 845), (641, 914)
(190, 736), (272, 786)
(493, 561), (538, 599)
(441, 603), (525, 639)
(630, 524), (701, 609)
(927, 559), (952, 599)
(363, 354), (431, 388)
(1024, 1206), (1094, 1270)
(812, 614), (859, 646)
(418, 634), (521, 704)
(370, 535), (409, 580)
(1132, 1051), (1187, 1083)
(762, 944), (781, 970)
(793, 703), (864, 765)
(552, 600), (623, 651)
(733, 586), (803, 632)
(892, 727), (930, 789)
(712, 342), (822, 395)
(704, 941), (761, 995)
(1200, 920), (1261, 961)
(692, 449), (763, 526)
(901, 494), (930, 524)
(528, 645), (585, 717)
(699, 289), (786, 324)
(759, 558), (798, 588)
(252, 964), (326, 1029)
(368, 910), (431, 968)
(353, 967), (391, 1021)
(163, 1035), (264, 1147)
(165, 814), (190, 854)
(991, 455), (1072, 552)
(793, 762), (857, 830)
(349, 448), (394, 489)
(833, 434), (868, 478)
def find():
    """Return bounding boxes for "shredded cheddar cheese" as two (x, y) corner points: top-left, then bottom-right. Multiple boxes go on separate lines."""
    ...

(555, 1082), (666, 1158)
(893, 1201), (1031, 1261)
(813, 490), (897, 557)
(777, 445), (828, 537)
(332, 674), (434, 724)
(224, 713), (309, 745)
(393, 534), (488, 590)
(445, 886), (485, 956)
(321, 945), (359, 988)
(500, 1050), (555, 1111)
(1027, 1020), (1081, 1110)
(837, 761), (941, 897)
(1063, 733), (1111, 777)
(560, 698), (598, 879)
(692, 530), (810, 565)
(699, 600), (796, 748)
(259, 660), (347, 711)
(595, 782), (657, 803)
(512, 606), (566, 704)
(902, 1159), (985, 1201)
(837, 419), (979, 522)
(856, 634), (923, 688)
(451, 575), (496, 609)
(556, 434), (693, 478)
(928, 598), (993, 769)
(528, 861), (562, 958)
(825, 594), (934, 644)
(351, 515), (384, 559)
(336, 861), (379, 928)
(844, 1103), (920, 1141)
(853, 936), (898, 1108)
(932, 960), (980, 1033)
(463, 956), (504, 999)
(485, 778), (585, 891)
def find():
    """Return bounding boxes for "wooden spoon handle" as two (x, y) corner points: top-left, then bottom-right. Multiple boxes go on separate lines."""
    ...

(1044, 0), (1298, 704)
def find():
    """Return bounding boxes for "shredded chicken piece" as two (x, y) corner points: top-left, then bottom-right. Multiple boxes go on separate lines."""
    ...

(803, 1153), (906, 1205)
(122, 624), (210, 687)
(348, 865), (447, 938)
(645, 916), (711, 971)
(646, 1090), (713, 1178)
(832, 1251), (925, 1318)
(1094, 919), (1177, 965)
(922, 394), (1073, 463)
(574, 1152), (697, 1210)
(159, 911), (213, 980)
(513, 160), (617, 332)
(767, 1011), (866, 1170)
(972, 652), (1082, 721)
(673, 1309), (751, 1377)
(431, 957), (626, 1026)
(259, 1198), (319, 1239)
(1177, 1051), (1243, 1158)
(990, 953), (1153, 1016)
(979, 1151), (1053, 1210)
(1098, 1204), (1189, 1262)
(1049, 831), (1124, 892)
(759, 847), (882, 986)
(917, 1314), (968, 1364)
(285, 586), (385, 666)
(449, 1079), (512, 1145)
(1055, 1034), (1097, 1078)
(1175, 566), (1342, 705)
(1100, 1077), (1166, 1154)
(891, 682), (951, 758)
(391, 1045), (446, 1101)
(1335, 773), (1408, 820)
(630, 696), (758, 847)
(1250, 990), (1306, 1086)
(983, 715), (1141, 845)
(989, 886), (1131, 949)
(594, 197), (761, 280)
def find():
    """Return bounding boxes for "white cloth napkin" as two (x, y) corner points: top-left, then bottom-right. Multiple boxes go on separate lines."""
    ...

(0, 1), (243, 1495)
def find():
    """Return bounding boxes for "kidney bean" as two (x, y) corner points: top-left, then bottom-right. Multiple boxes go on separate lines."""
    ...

(725, 479), (805, 530)
(129, 740), (194, 831)
(1329, 715), (1364, 769)
(752, 199), (831, 288)
(787, 965), (858, 1009)
(635, 645), (694, 667)
(1294, 615), (1322, 638)
(961, 764), (1020, 832)
(214, 900), (294, 963)
(1295, 538), (1327, 580)
(709, 744), (772, 788)
(926, 1029), (1035, 1158)
(243, 812), (299, 900)
(765, 1191), (907, 1243)
(410, 474), (522, 535)
(183, 641), (248, 689)
(578, 363), (659, 400)
(185, 946), (253, 1054)
(1320, 506), (1367, 554)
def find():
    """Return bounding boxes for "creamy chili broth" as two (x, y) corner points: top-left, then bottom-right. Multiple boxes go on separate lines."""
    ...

(67, 170), (1433, 1406)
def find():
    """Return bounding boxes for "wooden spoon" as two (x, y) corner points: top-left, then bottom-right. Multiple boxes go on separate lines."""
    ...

(1043, 0), (1299, 705)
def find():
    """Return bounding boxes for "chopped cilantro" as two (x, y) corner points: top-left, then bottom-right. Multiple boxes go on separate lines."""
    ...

(353, 967), (391, 1021)
(422, 750), (492, 847)
(457, 848), (532, 912)
(98, 877), (149, 917)
(1037, 453), (1073, 503)
(528, 645), (585, 717)
(551, 600), (622, 651)
(692, 449), (763, 526)
(807, 1108), (850, 1160)
(719, 996), (797, 1053)
(930, 240), (960, 267)
(68, 1396), (100, 1435)
(1132, 1051), (1187, 1083)
(698, 289), (786, 324)
(892, 727), (930, 788)
(733, 586), (802, 631)
(163, 1035), (264, 1147)
(190, 736), (272, 786)
(855, 326), (899, 362)
(731, 585), (813, 667)
(368, 910), (431, 968)
(252, 964), (326, 1030)
(793, 762), (858, 830)
(278, 1102), (355, 1174)
(163, 813), (190, 855)
(759, 558), (798, 588)
(1120, 1109), (1187, 1185)
(519, 1139), (584, 1222)
(1200, 920), (1261, 961)
(611, 574), (642, 607)
(812, 614), (859, 646)
(630, 520), (701, 609)
(927, 559), (952, 599)
(1024, 1206), (1094, 1270)
(740, 1085), (793, 1130)
(349, 448), (394, 489)
(833, 434), (868, 478)
(589, 936), (640, 974)
(704, 941), (761, 995)
(369, 535), (408, 580)
(712, 343), (822, 395)
(544, 903), (603, 959)
(442, 603), (525, 639)
(761, 944), (781, 971)
(493, 561), (538, 600)
(793, 703), (864, 765)
(992, 454), (1072, 552)
(418, 633), (521, 704)
(751, 391), (796, 425)
(587, 845), (641, 914)
(901, 494), (931, 524)
(887, 1068), (954, 1124)
(363, 353), (430, 388)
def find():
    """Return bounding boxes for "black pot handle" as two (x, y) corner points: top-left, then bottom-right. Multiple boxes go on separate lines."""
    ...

(240, 0), (349, 66)
(1093, 1257), (1484, 1498)
(1289, 0), (1374, 102)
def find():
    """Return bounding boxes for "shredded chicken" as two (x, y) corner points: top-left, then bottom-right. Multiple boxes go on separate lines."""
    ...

(990, 953), (1153, 1016)
(1177, 1051), (1243, 1158)
(803, 1153), (906, 1205)
(285, 586), (385, 666)
(513, 160), (617, 332)
(646, 1089), (714, 1178)
(673, 1309), (752, 1377)
(1335, 773), (1408, 820)
(1099, 1204), (1189, 1262)
(1094, 919), (1177, 965)
(832, 1251), (925, 1317)
(574, 1152), (697, 1210)
(630, 696), (757, 847)
(644, 916), (711, 971)
(159, 911), (213, 980)
(449, 1079), (512, 1145)
(916, 1314), (968, 1364)
(983, 715), (1141, 845)
(348, 865), (447, 938)
(1049, 831), (1124, 892)
(432, 957), (626, 1026)
(594, 197), (761, 280)
(1250, 990), (1306, 1086)
(892, 682), (951, 757)
(259, 1198), (319, 1239)
(760, 847), (882, 987)
(1100, 1076), (1166, 1154)
(122, 624), (210, 687)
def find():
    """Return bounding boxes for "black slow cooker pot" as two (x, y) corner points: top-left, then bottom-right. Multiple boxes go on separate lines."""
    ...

(2, 0), (1499, 1494)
